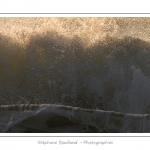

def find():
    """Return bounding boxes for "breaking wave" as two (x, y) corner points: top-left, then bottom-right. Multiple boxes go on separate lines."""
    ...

(0, 32), (150, 114)
(1, 104), (150, 133)
(1, 18), (150, 133)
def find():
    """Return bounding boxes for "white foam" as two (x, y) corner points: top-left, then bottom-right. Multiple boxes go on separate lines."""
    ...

(1, 104), (150, 133)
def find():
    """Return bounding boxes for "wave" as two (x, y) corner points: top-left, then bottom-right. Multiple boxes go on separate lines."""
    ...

(0, 32), (150, 113)
(1, 18), (150, 133)
(1, 104), (150, 133)
(1, 32), (150, 114)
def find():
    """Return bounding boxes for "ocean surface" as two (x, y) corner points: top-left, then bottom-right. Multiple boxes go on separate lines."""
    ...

(1, 18), (150, 132)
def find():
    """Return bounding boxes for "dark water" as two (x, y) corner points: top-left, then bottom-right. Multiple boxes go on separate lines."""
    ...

(1, 18), (150, 133)
(1, 104), (150, 133)
(0, 32), (150, 114)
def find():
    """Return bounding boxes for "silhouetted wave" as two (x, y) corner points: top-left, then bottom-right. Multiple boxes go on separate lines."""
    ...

(1, 33), (150, 114)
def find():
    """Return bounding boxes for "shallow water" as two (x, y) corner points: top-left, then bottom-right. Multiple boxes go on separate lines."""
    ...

(1, 104), (150, 133)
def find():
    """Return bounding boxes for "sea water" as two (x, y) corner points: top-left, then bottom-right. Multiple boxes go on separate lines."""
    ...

(0, 18), (150, 132)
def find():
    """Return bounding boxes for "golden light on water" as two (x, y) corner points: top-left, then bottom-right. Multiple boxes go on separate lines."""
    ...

(0, 18), (150, 47)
